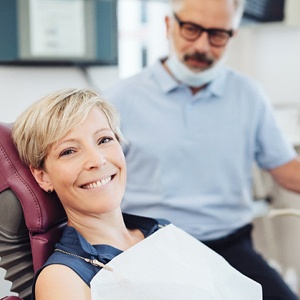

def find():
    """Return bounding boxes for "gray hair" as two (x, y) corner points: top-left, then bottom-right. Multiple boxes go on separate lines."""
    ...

(169, 0), (245, 29)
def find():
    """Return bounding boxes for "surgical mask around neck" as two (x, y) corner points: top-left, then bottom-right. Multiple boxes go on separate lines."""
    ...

(165, 54), (223, 88)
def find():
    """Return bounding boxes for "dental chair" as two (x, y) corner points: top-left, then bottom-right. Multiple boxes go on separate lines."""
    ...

(0, 122), (67, 300)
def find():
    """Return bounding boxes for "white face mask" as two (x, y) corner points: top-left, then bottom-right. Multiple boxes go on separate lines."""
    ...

(165, 54), (223, 88)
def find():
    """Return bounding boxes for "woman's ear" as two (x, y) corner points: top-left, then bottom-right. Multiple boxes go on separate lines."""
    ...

(30, 166), (53, 193)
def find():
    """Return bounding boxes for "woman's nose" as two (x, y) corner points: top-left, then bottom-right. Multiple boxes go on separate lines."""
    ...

(84, 147), (107, 169)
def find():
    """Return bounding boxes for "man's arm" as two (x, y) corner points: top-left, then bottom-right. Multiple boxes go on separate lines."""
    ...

(269, 158), (300, 193)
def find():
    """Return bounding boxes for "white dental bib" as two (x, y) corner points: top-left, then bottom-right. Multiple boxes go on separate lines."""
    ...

(91, 224), (262, 299)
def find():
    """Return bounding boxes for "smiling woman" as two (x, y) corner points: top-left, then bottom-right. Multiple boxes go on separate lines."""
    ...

(32, 108), (127, 219)
(11, 88), (155, 299)
(11, 88), (262, 300)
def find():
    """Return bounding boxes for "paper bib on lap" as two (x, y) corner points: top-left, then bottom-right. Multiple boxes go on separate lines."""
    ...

(91, 224), (262, 299)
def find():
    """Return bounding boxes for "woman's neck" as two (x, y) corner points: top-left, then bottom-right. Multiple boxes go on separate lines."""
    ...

(67, 209), (144, 251)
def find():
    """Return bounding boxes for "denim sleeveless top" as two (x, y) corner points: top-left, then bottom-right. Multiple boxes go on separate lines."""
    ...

(32, 213), (169, 299)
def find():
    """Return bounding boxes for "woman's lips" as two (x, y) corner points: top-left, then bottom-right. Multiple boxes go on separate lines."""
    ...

(81, 175), (114, 189)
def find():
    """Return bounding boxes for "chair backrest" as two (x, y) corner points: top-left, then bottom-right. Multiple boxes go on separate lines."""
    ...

(0, 122), (67, 300)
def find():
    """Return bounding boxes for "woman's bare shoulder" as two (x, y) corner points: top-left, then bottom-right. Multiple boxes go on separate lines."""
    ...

(35, 264), (90, 300)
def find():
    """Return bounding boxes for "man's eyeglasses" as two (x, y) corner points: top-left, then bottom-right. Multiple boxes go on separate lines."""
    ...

(173, 13), (234, 47)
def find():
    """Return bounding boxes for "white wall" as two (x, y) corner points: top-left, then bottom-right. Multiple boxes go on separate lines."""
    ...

(226, 24), (300, 106)
(0, 65), (119, 124)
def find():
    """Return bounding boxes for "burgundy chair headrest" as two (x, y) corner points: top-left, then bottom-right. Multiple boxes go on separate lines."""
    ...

(0, 122), (66, 232)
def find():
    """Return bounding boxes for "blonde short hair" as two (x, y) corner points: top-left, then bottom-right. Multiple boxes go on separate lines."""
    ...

(12, 88), (124, 170)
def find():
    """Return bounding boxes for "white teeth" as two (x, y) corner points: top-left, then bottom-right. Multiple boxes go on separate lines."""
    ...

(82, 176), (112, 189)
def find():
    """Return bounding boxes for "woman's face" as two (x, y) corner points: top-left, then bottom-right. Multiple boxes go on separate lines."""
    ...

(32, 108), (126, 217)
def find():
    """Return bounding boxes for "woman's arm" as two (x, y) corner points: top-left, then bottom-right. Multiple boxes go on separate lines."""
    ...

(35, 264), (91, 300)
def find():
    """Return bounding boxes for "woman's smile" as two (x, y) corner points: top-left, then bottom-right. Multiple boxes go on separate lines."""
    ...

(81, 174), (116, 189)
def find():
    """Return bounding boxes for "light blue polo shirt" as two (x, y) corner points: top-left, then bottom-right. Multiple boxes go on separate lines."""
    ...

(104, 60), (296, 241)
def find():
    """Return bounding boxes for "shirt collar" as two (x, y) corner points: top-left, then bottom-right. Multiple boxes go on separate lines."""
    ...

(151, 58), (179, 94)
(151, 58), (228, 98)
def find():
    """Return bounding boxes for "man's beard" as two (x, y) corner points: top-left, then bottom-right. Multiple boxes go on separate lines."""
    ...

(183, 52), (215, 71)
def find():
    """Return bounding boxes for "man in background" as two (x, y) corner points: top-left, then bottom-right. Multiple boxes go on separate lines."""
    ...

(104, 0), (300, 298)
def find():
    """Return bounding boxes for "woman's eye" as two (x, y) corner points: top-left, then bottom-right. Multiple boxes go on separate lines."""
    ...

(99, 136), (113, 144)
(60, 148), (75, 157)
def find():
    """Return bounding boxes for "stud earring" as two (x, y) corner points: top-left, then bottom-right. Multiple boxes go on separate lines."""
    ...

(47, 189), (53, 193)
